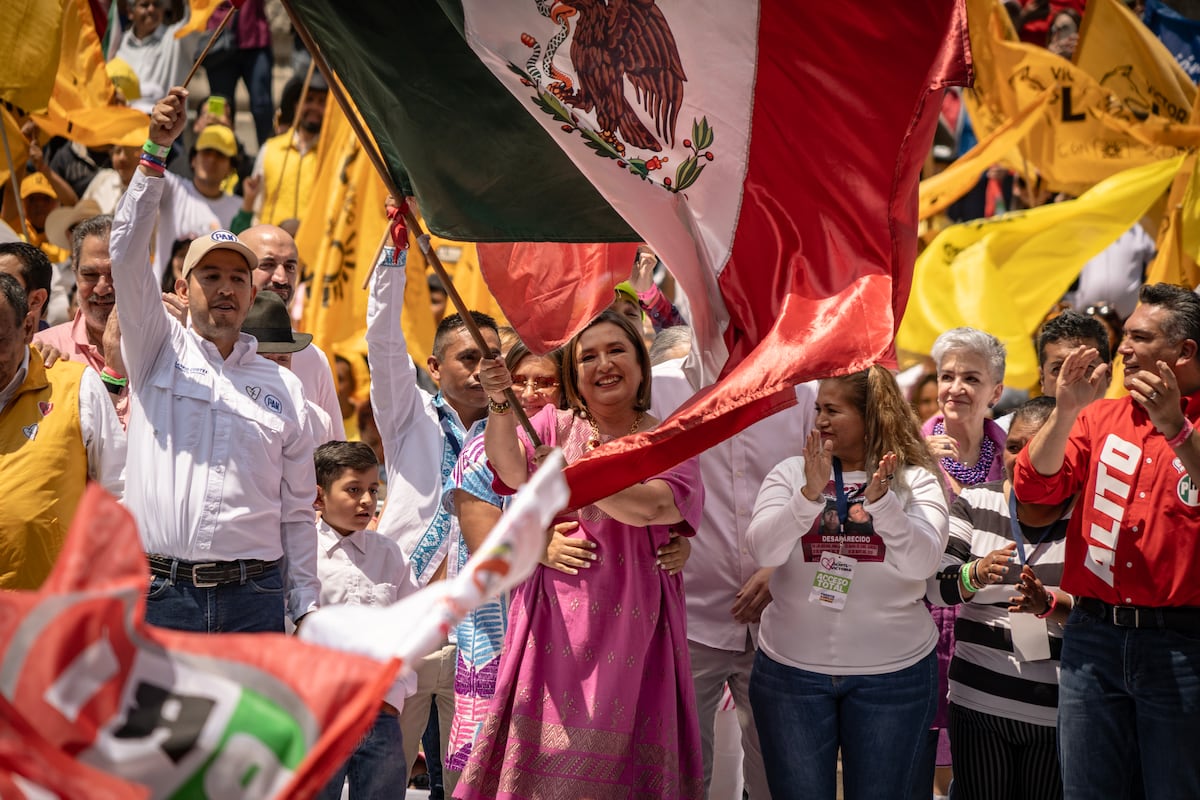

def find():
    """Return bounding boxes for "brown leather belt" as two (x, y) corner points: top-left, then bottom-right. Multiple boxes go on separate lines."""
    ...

(147, 554), (280, 588)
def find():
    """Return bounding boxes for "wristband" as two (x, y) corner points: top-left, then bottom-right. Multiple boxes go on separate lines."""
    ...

(139, 151), (166, 168)
(1035, 589), (1058, 619)
(960, 561), (981, 594)
(139, 156), (166, 175)
(1166, 418), (1194, 449)
(143, 141), (171, 159)
(488, 398), (512, 415)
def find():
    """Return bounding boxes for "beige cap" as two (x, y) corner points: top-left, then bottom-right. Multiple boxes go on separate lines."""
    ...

(181, 229), (258, 278)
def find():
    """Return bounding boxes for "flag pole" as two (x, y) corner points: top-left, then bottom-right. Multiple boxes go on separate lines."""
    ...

(0, 120), (31, 241)
(180, 7), (240, 90)
(281, 1), (543, 447)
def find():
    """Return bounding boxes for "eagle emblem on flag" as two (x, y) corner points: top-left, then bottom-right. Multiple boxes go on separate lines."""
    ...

(512, 0), (716, 193)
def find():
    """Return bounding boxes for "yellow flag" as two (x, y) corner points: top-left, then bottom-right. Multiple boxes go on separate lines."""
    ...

(919, 90), (1050, 221)
(0, 108), (30, 190)
(965, 0), (1189, 195)
(898, 156), (1183, 388)
(1075, 0), (1194, 126)
(0, 0), (66, 114)
(174, 0), (225, 39)
(27, 0), (148, 149)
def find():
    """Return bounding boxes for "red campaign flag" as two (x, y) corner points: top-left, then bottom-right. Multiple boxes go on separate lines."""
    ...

(286, 0), (972, 507)
(0, 694), (147, 800)
(0, 484), (397, 799)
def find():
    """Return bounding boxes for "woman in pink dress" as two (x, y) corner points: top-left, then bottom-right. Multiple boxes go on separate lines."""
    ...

(456, 309), (705, 799)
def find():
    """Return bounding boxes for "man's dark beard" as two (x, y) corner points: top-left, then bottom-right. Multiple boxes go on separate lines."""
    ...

(300, 118), (322, 134)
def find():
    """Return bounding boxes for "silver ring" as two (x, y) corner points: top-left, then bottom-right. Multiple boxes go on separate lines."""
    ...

(883, 474), (893, 482)
(1149, 391), (1159, 401)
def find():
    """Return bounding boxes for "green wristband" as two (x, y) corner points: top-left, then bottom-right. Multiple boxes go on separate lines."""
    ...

(143, 140), (171, 159)
(960, 561), (981, 594)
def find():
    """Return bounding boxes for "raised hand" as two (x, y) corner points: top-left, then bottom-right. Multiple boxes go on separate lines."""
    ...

(479, 356), (513, 402)
(865, 451), (898, 503)
(149, 87), (189, 147)
(1130, 360), (1187, 438)
(1055, 345), (1109, 417)
(801, 429), (833, 502)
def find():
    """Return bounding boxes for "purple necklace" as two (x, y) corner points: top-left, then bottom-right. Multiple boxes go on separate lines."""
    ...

(933, 420), (995, 486)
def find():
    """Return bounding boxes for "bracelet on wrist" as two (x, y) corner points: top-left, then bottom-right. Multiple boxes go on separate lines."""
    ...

(139, 156), (166, 175)
(1035, 589), (1058, 619)
(1166, 418), (1194, 449)
(143, 141), (171, 159)
(960, 561), (981, 594)
(488, 398), (512, 415)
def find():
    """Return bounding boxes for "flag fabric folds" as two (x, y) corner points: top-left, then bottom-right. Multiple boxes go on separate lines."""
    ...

(0, 485), (398, 799)
(965, 0), (1190, 196)
(285, 0), (971, 508)
(899, 156), (1183, 388)
(0, 0), (66, 114)
(301, 450), (569, 664)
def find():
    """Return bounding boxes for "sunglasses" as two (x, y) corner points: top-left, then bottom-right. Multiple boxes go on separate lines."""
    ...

(513, 376), (560, 393)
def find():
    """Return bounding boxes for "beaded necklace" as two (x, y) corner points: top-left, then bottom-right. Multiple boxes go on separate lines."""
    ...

(933, 420), (995, 486)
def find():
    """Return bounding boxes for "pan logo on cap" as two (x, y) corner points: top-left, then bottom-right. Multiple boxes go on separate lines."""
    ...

(210, 230), (238, 243)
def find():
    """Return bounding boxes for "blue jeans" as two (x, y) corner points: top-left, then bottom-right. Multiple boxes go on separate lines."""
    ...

(144, 562), (284, 633)
(318, 710), (406, 800)
(750, 649), (938, 800)
(204, 47), (274, 148)
(1058, 604), (1200, 800)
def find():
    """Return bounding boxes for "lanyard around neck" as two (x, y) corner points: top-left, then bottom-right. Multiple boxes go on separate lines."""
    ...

(832, 457), (849, 525)
(1008, 491), (1056, 567)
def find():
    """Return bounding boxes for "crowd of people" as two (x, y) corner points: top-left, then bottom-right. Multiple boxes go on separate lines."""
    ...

(3, 1), (1200, 799)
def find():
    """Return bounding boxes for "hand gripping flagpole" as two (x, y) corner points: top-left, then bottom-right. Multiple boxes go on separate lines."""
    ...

(281, 1), (542, 448)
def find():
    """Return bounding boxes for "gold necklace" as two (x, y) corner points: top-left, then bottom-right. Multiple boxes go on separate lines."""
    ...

(586, 410), (643, 450)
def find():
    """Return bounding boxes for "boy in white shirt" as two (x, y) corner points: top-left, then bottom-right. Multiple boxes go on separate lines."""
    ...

(314, 441), (411, 799)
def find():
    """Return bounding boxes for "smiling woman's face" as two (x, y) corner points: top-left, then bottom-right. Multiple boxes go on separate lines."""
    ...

(937, 349), (1002, 430)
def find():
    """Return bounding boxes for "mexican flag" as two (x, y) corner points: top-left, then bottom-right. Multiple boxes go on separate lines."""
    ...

(0, 485), (397, 799)
(285, 0), (972, 507)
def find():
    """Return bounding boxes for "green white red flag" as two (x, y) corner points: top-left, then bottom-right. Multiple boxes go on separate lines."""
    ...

(285, 0), (972, 507)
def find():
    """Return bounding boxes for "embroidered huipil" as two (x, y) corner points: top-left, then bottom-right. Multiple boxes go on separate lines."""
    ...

(110, 171), (319, 620)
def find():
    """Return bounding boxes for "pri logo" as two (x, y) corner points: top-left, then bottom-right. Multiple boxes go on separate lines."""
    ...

(1177, 474), (1200, 507)
(210, 230), (238, 243)
(264, 394), (283, 414)
(511, 0), (715, 194)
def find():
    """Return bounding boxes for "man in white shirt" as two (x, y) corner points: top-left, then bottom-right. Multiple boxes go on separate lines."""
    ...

(652, 356), (814, 799)
(367, 247), (500, 795)
(240, 223), (344, 438)
(109, 86), (319, 634)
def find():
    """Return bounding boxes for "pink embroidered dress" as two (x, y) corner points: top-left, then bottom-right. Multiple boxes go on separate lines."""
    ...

(455, 406), (705, 799)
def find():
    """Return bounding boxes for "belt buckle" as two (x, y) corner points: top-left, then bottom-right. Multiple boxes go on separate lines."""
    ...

(1112, 605), (1140, 628)
(189, 562), (220, 588)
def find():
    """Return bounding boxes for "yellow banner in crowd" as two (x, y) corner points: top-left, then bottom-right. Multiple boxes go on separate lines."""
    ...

(29, 0), (148, 150)
(1075, 0), (1194, 126)
(899, 156), (1183, 388)
(965, 0), (1188, 196)
(0, 0), (65, 114)
(174, 0), (224, 39)
(0, 108), (30, 189)
(919, 91), (1050, 221)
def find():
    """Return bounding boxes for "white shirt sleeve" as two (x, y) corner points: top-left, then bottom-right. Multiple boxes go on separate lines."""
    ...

(78, 367), (126, 499)
(748, 457), (824, 568)
(111, 171), (175, 388)
(367, 249), (427, 473)
(863, 465), (949, 580)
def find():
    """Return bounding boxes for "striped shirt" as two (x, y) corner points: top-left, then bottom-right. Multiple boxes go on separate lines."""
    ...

(926, 480), (1069, 726)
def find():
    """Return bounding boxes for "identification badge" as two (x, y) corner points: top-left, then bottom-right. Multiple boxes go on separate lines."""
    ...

(810, 551), (856, 610)
(1009, 612), (1052, 662)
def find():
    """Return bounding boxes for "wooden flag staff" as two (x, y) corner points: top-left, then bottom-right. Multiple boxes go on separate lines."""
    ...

(282, 1), (542, 447)
(0, 120), (31, 241)
(181, 4), (241, 89)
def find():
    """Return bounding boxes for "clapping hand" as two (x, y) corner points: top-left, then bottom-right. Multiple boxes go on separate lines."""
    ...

(1055, 346), (1109, 417)
(1008, 564), (1051, 614)
(801, 430), (832, 502)
(864, 451), (898, 503)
